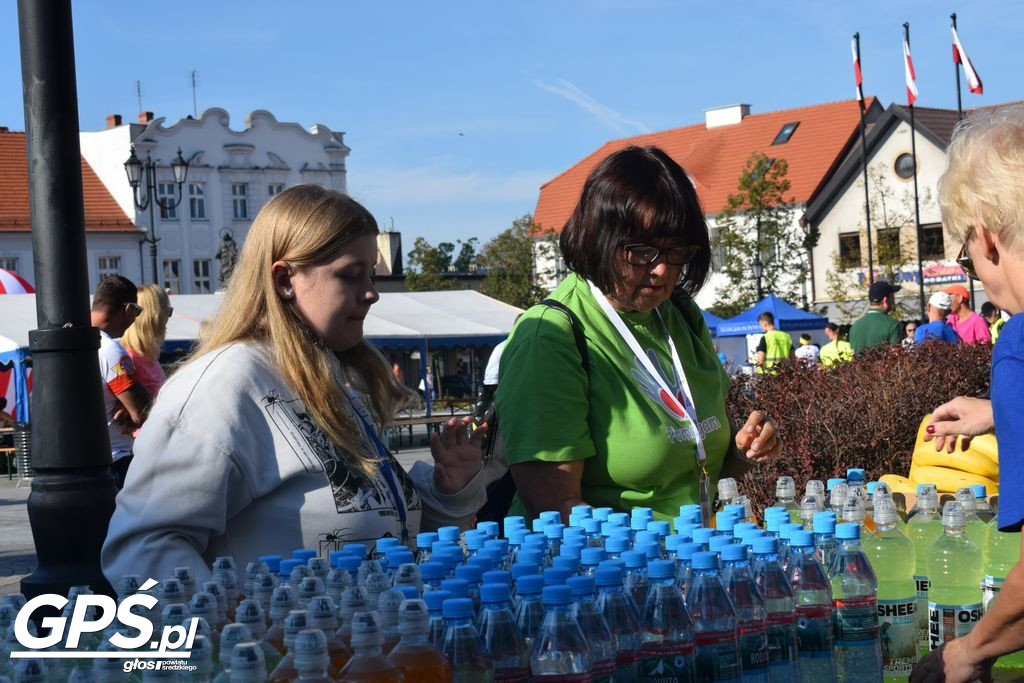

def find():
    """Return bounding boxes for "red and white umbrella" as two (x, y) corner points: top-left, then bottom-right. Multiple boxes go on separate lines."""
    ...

(0, 269), (34, 294)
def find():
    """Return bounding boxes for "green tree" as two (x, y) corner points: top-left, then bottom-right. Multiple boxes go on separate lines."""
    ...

(405, 237), (461, 291)
(478, 214), (553, 309)
(711, 153), (808, 318)
(452, 237), (479, 272)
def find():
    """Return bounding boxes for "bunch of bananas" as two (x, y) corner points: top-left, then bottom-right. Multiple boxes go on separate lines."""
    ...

(881, 414), (999, 495)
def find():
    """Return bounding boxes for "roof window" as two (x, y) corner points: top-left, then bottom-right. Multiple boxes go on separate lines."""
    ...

(771, 121), (799, 145)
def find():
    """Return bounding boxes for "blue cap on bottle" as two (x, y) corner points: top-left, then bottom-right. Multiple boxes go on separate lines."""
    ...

(634, 530), (659, 547)
(664, 534), (684, 552)
(779, 523), (804, 540)
(553, 556), (580, 574)
(790, 530), (814, 547)
(582, 518), (602, 534)
(675, 523), (698, 541)
(328, 550), (348, 567)
(970, 484), (987, 498)
(606, 537), (630, 554)
(708, 536), (734, 551)
(292, 549), (317, 562)
(724, 503), (747, 517)
(519, 550), (544, 567)
(441, 579), (469, 599)
(637, 542), (660, 560)
(621, 551), (646, 568)
(344, 544), (367, 559)
(721, 544), (747, 562)
(395, 585), (420, 600)
(733, 522), (758, 537)
(419, 562), (445, 581)
(464, 531), (488, 551)
(510, 563), (540, 580)
(387, 550), (415, 567)
(826, 478), (846, 492)
(442, 597), (474, 620)
(692, 527), (716, 544)
(468, 556), (493, 572)
(477, 521), (500, 538)
(594, 566), (624, 587)
(647, 559), (676, 579)
(676, 542), (703, 561)
(543, 524), (565, 540)
(480, 583), (510, 604)
(503, 516), (526, 536)
(715, 514), (738, 533)
(738, 529), (765, 544)
(416, 532), (438, 549)
(278, 559), (301, 577)
(542, 585), (572, 606)
(507, 529), (528, 547)
(571, 504), (593, 518)
(559, 542), (584, 560)
(482, 570), (511, 587)
(836, 522), (861, 540)
(593, 507), (613, 522)
(813, 512), (837, 534)
(258, 555), (283, 573)
(581, 548), (606, 566)
(866, 482), (879, 495)
(437, 526), (461, 543)
(692, 551), (718, 570)
(516, 574), (544, 595)
(544, 568), (573, 586)
(334, 555), (360, 573)
(423, 589), (451, 612)
(846, 468), (866, 483)
(647, 520), (671, 538)
(567, 575), (596, 597)
(455, 566), (482, 584)
(753, 537), (779, 555)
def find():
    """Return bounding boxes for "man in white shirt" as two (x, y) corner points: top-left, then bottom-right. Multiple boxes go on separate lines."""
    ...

(794, 333), (820, 365)
(91, 275), (150, 487)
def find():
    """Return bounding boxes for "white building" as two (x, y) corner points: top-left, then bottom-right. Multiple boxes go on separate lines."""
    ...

(79, 108), (350, 292)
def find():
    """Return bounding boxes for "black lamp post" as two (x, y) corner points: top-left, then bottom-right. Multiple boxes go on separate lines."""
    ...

(124, 146), (189, 285)
(752, 254), (764, 301)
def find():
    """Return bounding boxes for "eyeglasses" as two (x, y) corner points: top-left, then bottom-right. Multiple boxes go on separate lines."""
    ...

(127, 303), (144, 316)
(622, 243), (701, 267)
(956, 243), (980, 281)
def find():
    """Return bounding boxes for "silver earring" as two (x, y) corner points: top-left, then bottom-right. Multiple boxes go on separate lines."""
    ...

(284, 288), (293, 298)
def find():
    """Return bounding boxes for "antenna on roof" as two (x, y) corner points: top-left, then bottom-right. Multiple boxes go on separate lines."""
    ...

(135, 80), (142, 113)
(191, 70), (198, 117)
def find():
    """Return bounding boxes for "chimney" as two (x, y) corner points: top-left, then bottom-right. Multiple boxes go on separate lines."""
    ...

(138, 111), (155, 124)
(105, 114), (122, 129)
(705, 103), (751, 129)
(0, 127), (8, 134)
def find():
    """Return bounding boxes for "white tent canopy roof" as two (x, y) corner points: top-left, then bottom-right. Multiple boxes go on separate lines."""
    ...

(0, 290), (524, 349)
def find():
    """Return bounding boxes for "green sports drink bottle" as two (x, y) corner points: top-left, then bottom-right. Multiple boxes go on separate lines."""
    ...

(984, 520), (1024, 673)
(906, 484), (942, 657)
(927, 502), (983, 651)
(863, 497), (918, 681)
(955, 488), (988, 556)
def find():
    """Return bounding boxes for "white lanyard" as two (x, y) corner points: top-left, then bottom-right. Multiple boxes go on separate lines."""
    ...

(588, 280), (713, 522)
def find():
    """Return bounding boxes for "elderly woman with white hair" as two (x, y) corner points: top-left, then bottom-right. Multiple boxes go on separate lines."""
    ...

(912, 106), (1024, 681)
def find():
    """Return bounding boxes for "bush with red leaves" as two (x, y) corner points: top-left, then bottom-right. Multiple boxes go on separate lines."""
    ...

(726, 340), (993, 515)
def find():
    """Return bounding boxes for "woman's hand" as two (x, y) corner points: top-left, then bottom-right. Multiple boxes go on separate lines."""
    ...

(924, 397), (994, 453)
(734, 410), (781, 463)
(430, 416), (487, 495)
(910, 639), (994, 683)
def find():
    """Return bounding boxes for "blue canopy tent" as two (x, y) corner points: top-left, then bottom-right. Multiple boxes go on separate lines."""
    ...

(0, 336), (30, 422)
(716, 295), (828, 337)
(701, 310), (723, 337)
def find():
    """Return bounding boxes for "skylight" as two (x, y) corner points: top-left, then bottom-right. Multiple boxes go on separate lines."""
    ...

(771, 122), (800, 145)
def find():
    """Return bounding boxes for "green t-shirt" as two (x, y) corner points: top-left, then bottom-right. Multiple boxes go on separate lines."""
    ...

(849, 308), (902, 354)
(495, 274), (732, 521)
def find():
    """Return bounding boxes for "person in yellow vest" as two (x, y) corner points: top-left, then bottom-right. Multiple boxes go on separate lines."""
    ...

(754, 312), (794, 372)
(982, 301), (1006, 343)
(820, 322), (854, 368)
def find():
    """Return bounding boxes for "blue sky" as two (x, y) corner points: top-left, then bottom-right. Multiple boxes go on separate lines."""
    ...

(1, 1), (1020, 248)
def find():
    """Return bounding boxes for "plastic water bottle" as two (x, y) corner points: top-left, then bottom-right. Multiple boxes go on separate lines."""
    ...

(387, 599), (451, 683)
(812, 512), (838, 571)
(799, 495), (824, 532)
(515, 574), (546, 649)
(229, 641), (268, 683)
(786, 530), (836, 682)
(828, 523), (882, 682)
(478, 583), (530, 682)
(567, 575), (618, 682)
(422, 589), (451, 650)
(530, 585), (593, 680)
(955, 488), (988, 551)
(441, 597), (494, 681)
(905, 484), (942, 657)
(337, 611), (403, 683)
(983, 524), (1024, 673)
(636, 559), (695, 682)
(722, 544), (768, 682)
(830, 484), (849, 516)
(595, 566), (642, 680)
(751, 537), (799, 683)
(970, 484), (995, 523)
(927, 502), (983, 651)
(623, 551), (651, 609)
(291, 628), (334, 683)
(688, 551), (741, 682)
(774, 477), (800, 523)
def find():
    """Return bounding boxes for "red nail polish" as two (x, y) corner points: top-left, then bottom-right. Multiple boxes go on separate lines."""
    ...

(926, 424), (935, 434)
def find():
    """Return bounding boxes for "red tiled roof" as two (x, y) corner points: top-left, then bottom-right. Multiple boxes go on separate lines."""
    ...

(0, 129), (139, 232)
(533, 98), (877, 234)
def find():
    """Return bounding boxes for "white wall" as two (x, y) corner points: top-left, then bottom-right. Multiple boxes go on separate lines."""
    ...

(0, 231), (145, 291)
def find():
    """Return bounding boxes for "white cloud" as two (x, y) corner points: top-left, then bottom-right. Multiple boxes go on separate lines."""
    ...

(534, 78), (650, 136)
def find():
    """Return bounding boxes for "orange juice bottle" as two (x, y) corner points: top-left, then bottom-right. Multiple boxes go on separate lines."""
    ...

(388, 599), (451, 682)
(305, 595), (352, 674)
(265, 585), (298, 655)
(292, 627), (335, 682)
(337, 611), (405, 683)
(375, 589), (404, 654)
(268, 609), (310, 682)
(336, 586), (368, 651)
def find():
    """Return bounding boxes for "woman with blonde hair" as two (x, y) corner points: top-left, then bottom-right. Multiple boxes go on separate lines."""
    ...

(120, 283), (172, 398)
(102, 185), (489, 584)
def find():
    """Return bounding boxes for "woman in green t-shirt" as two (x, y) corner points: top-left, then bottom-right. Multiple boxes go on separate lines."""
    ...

(495, 146), (782, 523)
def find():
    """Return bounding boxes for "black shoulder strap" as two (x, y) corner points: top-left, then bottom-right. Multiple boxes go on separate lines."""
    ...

(539, 299), (590, 374)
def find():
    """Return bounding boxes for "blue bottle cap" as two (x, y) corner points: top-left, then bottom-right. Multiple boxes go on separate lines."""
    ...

(477, 521), (500, 538)
(679, 503), (702, 516)
(621, 551), (646, 568)
(581, 548), (606, 566)
(763, 506), (787, 517)
(431, 540), (455, 554)
(594, 566), (624, 587)
(606, 537), (630, 554)
(258, 555), (283, 573)
(374, 538), (400, 553)
(278, 559), (302, 577)
(387, 548), (415, 565)
(334, 555), (361, 572)
(866, 482), (879, 495)
(664, 534), (684, 551)
(553, 556), (580, 573)
(836, 522), (861, 540)
(691, 551), (718, 570)
(468, 556), (494, 572)
(571, 505), (593, 518)
(563, 526), (587, 540)
(544, 568), (573, 586)
(721, 544), (747, 562)
(778, 523), (804, 540)
(631, 516), (650, 531)
(738, 529), (766, 544)
(733, 522), (758, 537)
(637, 542), (660, 560)
(395, 585), (420, 600)
(559, 542), (584, 560)
(442, 597), (474, 620)
(485, 538), (509, 553)
(524, 532), (547, 547)
(464, 531), (488, 550)
(480, 582), (510, 604)
(826, 478), (846, 492)
(691, 527), (716, 545)
(419, 562), (446, 581)
(582, 518), (602, 534)
(846, 468), (866, 483)
(566, 575), (596, 597)
(753, 537), (779, 555)
(516, 574), (544, 595)
(507, 529), (528, 547)
(724, 503), (747, 517)
(482, 570), (511, 587)
(455, 566), (482, 584)
(708, 536), (734, 551)
(432, 553), (456, 573)
(292, 549), (317, 562)
(593, 507), (613, 522)
(437, 526), (461, 543)
(440, 578), (469, 599)
(647, 559), (676, 579)
(344, 544), (367, 559)
(416, 532), (439, 549)
(608, 512), (630, 527)
(423, 589), (451, 612)
(647, 520), (672, 538)
(790, 530), (815, 547)
(519, 550), (544, 568)
(634, 530), (660, 547)
(503, 515), (526, 531)
(813, 512), (837, 534)
(715, 513), (738, 532)
(509, 563), (540, 580)
(676, 542), (703, 561)
(970, 484), (987, 498)
(543, 524), (565, 540)
(675, 523), (698, 541)
(542, 585), (573, 606)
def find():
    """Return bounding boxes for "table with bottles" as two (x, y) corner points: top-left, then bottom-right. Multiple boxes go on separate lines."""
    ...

(0, 468), (1022, 682)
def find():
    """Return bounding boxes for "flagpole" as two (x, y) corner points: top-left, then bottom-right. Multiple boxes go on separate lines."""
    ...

(905, 22), (926, 321)
(854, 32), (875, 286)
(951, 12), (977, 308)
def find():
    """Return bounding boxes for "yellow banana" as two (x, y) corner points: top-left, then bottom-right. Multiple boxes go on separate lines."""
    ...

(909, 465), (998, 494)
(879, 474), (917, 496)
(911, 444), (999, 480)
(970, 433), (999, 465)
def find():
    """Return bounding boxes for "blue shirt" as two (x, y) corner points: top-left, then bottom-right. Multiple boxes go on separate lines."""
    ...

(994, 314), (1024, 531)
(914, 320), (959, 344)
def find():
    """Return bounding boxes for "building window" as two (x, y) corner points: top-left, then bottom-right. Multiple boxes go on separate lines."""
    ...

(98, 255), (121, 282)
(193, 259), (212, 293)
(921, 223), (945, 260)
(838, 232), (861, 269)
(894, 153), (916, 179)
(0, 257), (17, 272)
(189, 182), (206, 220)
(156, 182), (178, 220)
(163, 259), (181, 294)
(878, 228), (902, 265)
(710, 228), (726, 270)
(231, 183), (249, 219)
(771, 122), (800, 146)
(268, 183), (284, 197)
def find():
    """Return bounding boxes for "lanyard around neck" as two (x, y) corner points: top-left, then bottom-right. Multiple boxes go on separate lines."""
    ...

(346, 390), (409, 541)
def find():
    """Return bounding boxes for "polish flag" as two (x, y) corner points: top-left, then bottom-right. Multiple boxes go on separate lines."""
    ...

(903, 37), (918, 106)
(952, 26), (984, 94)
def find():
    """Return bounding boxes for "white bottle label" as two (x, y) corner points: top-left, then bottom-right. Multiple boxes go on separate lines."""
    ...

(981, 576), (1005, 613)
(877, 598), (917, 676)
(914, 576), (929, 647)
(928, 602), (983, 650)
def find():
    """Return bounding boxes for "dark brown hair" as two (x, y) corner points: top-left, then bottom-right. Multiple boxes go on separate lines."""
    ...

(559, 145), (711, 297)
(758, 312), (775, 325)
(92, 274), (137, 312)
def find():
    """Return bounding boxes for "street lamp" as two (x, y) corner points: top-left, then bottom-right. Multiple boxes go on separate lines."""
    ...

(124, 145), (189, 284)
(752, 254), (764, 301)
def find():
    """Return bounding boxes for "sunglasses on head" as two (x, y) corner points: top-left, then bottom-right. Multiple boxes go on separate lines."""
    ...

(956, 243), (980, 281)
(622, 242), (701, 267)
